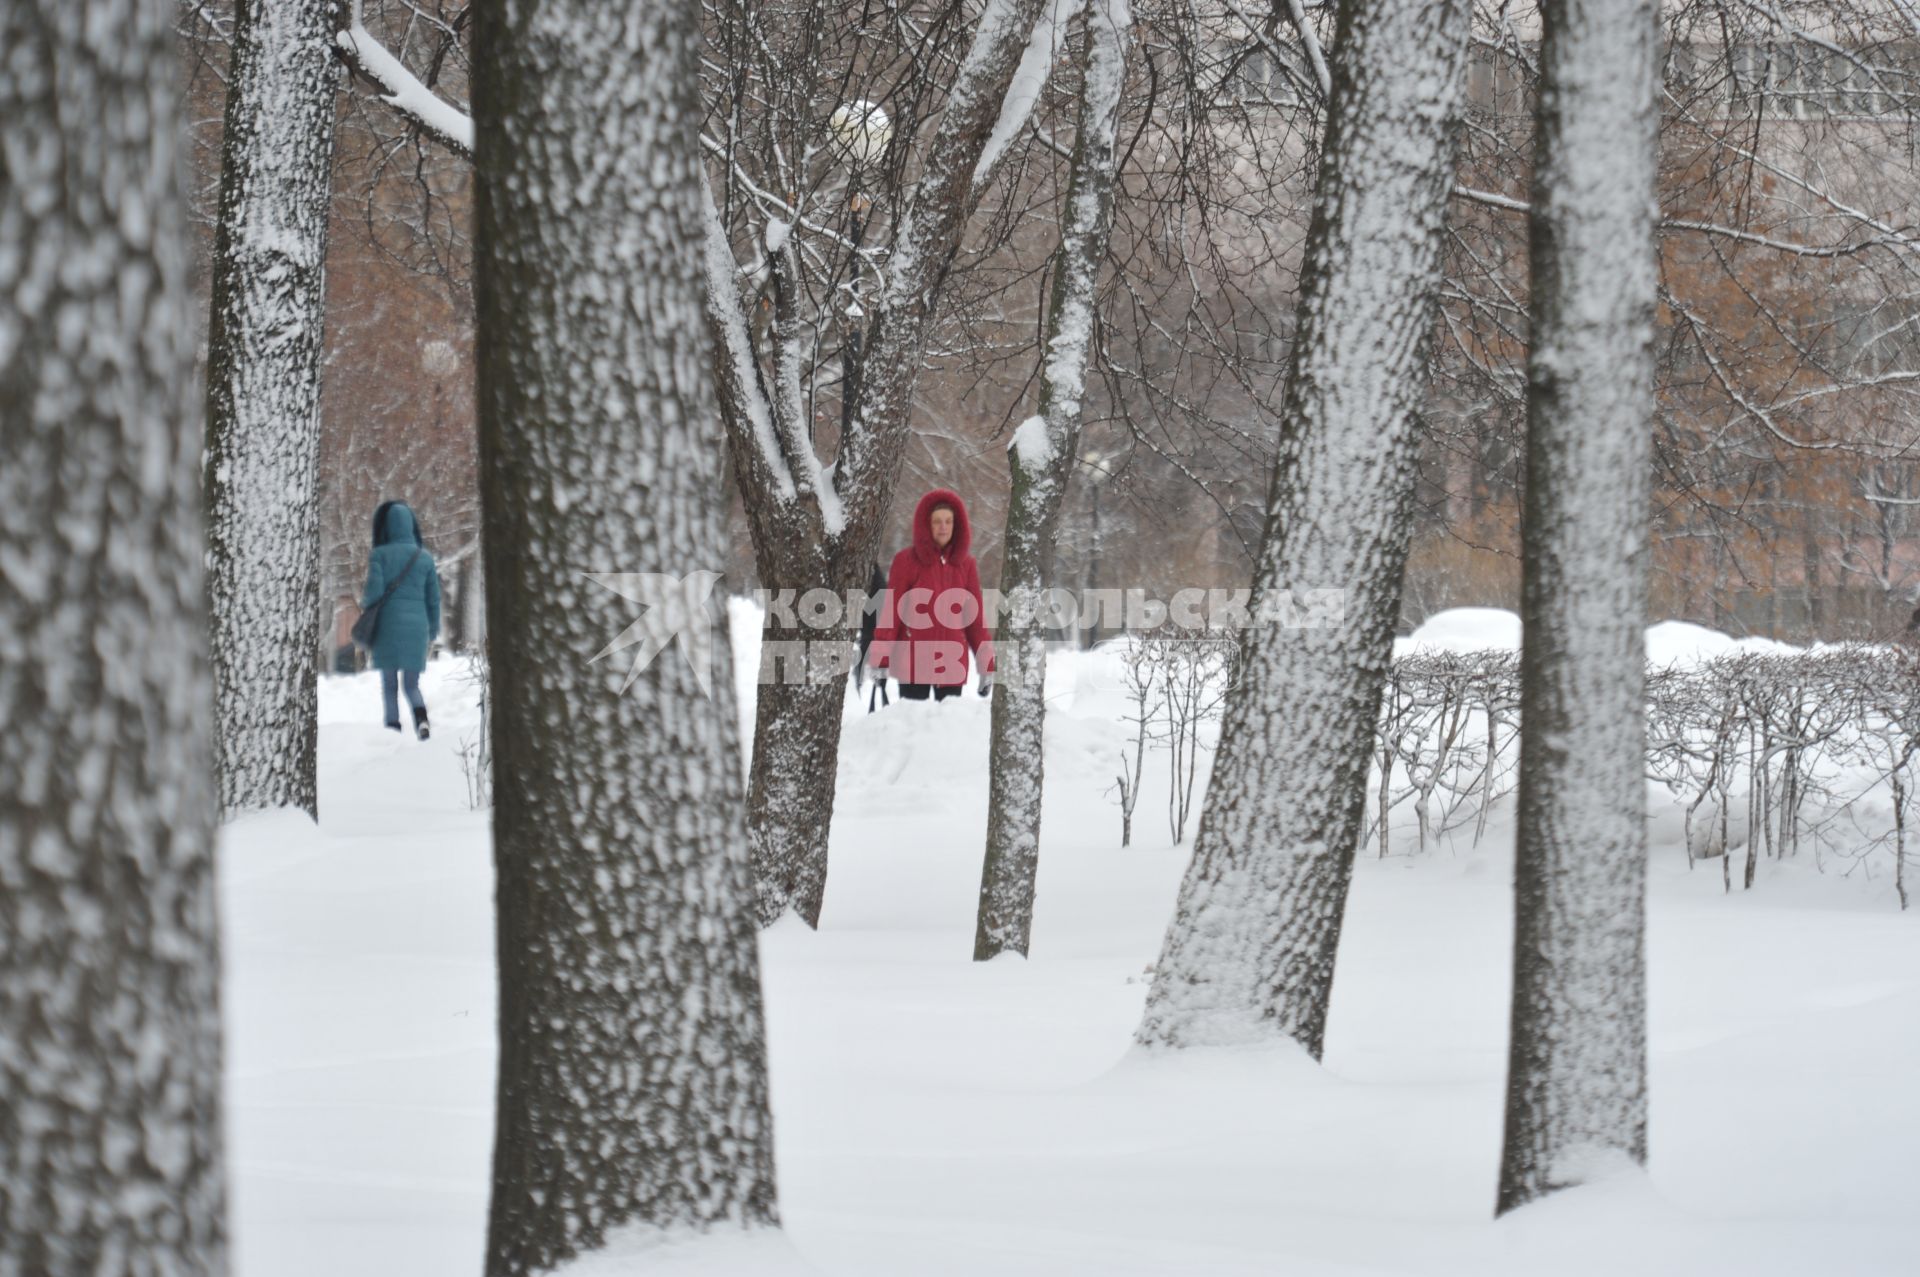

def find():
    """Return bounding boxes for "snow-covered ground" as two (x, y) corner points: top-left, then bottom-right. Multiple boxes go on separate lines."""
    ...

(224, 609), (1920, 1275)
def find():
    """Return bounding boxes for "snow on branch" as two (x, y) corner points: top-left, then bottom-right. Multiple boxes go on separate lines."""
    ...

(1218, 0), (1329, 104)
(1031, 0), (1128, 438)
(335, 13), (473, 157)
(1662, 217), (1920, 261)
(1455, 185), (1920, 261)
(698, 134), (866, 258)
(700, 179), (798, 505)
(761, 216), (848, 534)
(1453, 184), (1530, 214)
(1010, 414), (1056, 469)
(972, 0), (1087, 196)
(878, 0), (1049, 317)
(1282, 0), (1332, 101)
(704, 172), (853, 535)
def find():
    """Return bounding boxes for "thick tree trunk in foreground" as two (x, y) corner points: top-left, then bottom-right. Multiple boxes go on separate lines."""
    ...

(204, 0), (340, 819)
(717, 0), (1054, 927)
(473, 1), (779, 1272)
(1135, 0), (1469, 1055)
(0, 1), (226, 1269)
(976, 0), (1131, 960)
(1496, 0), (1660, 1217)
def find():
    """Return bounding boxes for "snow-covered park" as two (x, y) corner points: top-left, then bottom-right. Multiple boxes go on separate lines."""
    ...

(16, 1), (1920, 1273)
(221, 611), (1920, 1275)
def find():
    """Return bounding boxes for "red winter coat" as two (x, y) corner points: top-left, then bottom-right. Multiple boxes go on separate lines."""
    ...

(871, 489), (995, 687)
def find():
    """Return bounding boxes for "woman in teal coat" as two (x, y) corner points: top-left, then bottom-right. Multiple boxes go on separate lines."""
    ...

(362, 500), (442, 738)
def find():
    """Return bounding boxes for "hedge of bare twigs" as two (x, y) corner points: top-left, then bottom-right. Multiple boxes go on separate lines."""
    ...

(1110, 637), (1918, 908)
(1362, 644), (1919, 909)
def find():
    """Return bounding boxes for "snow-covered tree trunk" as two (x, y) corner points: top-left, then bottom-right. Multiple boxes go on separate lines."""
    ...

(976, 0), (1130, 961)
(721, 0), (1056, 928)
(0, 0), (226, 1269)
(1495, 0), (1660, 1217)
(743, 674), (843, 925)
(203, 0), (341, 819)
(471, 0), (779, 1271)
(1134, 0), (1469, 1056)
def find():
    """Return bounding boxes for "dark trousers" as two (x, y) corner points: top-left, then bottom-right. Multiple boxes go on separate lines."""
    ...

(897, 681), (961, 702)
(381, 668), (425, 725)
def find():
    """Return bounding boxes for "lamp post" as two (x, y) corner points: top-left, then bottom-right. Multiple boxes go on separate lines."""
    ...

(1079, 443), (1118, 649)
(829, 99), (891, 437)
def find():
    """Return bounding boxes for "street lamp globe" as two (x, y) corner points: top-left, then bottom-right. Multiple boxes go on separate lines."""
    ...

(828, 98), (892, 165)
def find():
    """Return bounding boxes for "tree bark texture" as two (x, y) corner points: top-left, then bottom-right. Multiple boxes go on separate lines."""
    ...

(0, 0), (227, 1269)
(203, 0), (341, 819)
(976, 0), (1131, 961)
(472, 1), (780, 1271)
(1496, 0), (1660, 1217)
(1135, 0), (1470, 1056)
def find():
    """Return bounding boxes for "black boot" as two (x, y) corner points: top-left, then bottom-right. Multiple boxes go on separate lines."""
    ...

(385, 718), (403, 733)
(412, 704), (430, 741)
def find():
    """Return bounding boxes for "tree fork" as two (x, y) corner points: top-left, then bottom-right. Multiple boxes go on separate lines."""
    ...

(725, 0), (1056, 927)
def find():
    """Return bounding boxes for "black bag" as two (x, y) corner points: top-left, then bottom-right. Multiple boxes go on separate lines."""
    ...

(351, 546), (424, 653)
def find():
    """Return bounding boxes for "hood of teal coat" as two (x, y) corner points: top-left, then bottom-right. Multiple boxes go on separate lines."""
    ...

(374, 501), (423, 548)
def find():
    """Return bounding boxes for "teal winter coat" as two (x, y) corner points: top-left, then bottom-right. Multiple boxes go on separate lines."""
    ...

(362, 502), (441, 673)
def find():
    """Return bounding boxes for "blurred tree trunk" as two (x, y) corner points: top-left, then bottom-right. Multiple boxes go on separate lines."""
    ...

(1135, 0), (1470, 1056)
(204, 0), (341, 819)
(1497, 0), (1660, 1217)
(0, 0), (226, 1268)
(472, 0), (780, 1271)
(977, 0), (1132, 961)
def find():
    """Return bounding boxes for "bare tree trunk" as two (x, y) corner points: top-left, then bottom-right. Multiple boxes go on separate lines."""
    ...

(1745, 728), (1762, 890)
(204, 0), (341, 819)
(1377, 747), (1393, 858)
(472, 1), (779, 1270)
(1135, 0), (1470, 1055)
(976, 0), (1131, 961)
(1720, 767), (1733, 893)
(747, 674), (845, 926)
(1496, 0), (1660, 1218)
(1894, 744), (1912, 913)
(0, 1), (226, 1268)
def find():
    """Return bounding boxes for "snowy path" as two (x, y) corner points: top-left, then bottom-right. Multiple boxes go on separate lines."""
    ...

(223, 642), (1920, 1275)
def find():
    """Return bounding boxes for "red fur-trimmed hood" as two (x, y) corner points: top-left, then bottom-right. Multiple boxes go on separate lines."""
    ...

(911, 488), (971, 564)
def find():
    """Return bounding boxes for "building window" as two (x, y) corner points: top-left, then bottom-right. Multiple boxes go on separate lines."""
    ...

(1728, 39), (1919, 120)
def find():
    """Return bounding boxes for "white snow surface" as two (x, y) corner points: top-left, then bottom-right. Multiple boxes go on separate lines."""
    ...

(225, 608), (1920, 1274)
(1395, 605), (1523, 654)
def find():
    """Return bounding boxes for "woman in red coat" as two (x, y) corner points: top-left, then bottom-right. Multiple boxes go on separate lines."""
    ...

(870, 488), (995, 701)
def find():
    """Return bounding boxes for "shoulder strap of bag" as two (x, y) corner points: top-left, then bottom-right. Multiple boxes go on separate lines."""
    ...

(371, 545), (425, 610)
